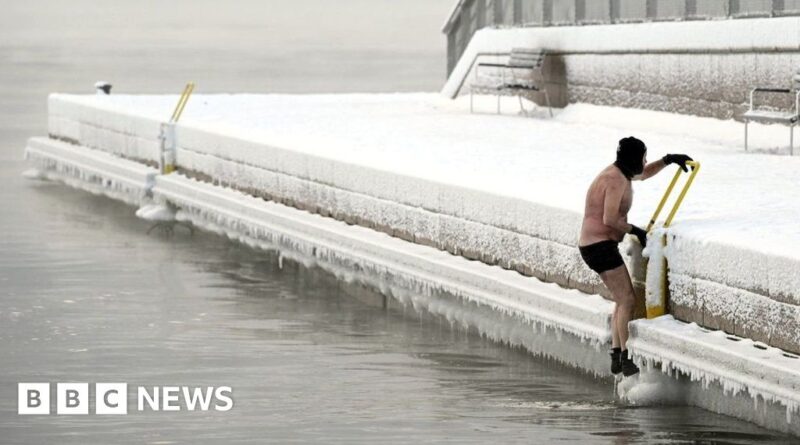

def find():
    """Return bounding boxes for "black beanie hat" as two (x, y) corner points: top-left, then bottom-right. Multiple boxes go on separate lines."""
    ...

(614, 136), (646, 179)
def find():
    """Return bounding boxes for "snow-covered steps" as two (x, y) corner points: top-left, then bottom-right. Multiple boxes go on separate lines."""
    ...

(628, 315), (800, 435)
(152, 173), (615, 373)
(23, 137), (158, 206)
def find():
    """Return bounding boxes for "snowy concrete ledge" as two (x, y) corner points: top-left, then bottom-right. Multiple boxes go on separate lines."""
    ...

(47, 94), (163, 165)
(627, 315), (800, 435)
(24, 137), (157, 206)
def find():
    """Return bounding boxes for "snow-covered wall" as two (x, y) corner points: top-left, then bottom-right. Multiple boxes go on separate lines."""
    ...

(42, 94), (800, 356)
(48, 93), (163, 164)
(443, 16), (800, 119)
(45, 94), (614, 298)
(172, 124), (610, 296)
(667, 236), (800, 353)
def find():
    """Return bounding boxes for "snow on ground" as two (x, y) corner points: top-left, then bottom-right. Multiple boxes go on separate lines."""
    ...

(54, 92), (800, 262)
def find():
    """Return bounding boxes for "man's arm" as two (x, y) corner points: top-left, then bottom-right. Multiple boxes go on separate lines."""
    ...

(602, 180), (632, 234)
(634, 159), (666, 181)
(635, 154), (694, 181)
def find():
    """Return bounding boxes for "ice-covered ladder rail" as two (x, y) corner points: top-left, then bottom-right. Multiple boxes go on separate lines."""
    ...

(160, 82), (195, 174)
(644, 160), (701, 318)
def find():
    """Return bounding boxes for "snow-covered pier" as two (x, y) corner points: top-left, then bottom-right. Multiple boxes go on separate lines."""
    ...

(25, 92), (800, 434)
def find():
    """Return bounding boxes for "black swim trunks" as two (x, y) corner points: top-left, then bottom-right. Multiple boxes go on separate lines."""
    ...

(579, 240), (624, 274)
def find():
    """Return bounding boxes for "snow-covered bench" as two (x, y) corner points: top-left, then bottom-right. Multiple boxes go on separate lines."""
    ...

(743, 73), (800, 154)
(469, 48), (552, 117)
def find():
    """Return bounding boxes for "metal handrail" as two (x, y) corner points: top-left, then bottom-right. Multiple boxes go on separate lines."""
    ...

(645, 160), (701, 319)
(646, 160), (701, 232)
(170, 82), (195, 123)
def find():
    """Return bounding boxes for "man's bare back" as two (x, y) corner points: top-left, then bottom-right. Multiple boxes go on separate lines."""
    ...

(579, 165), (633, 246)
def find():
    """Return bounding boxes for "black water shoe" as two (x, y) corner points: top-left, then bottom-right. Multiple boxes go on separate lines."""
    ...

(610, 347), (622, 374)
(621, 350), (639, 376)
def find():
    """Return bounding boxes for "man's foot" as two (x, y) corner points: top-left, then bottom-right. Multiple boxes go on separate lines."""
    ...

(609, 347), (622, 374)
(621, 350), (639, 376)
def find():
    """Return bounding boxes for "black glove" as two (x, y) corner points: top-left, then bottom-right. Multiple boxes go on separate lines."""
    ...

(629, 224), (647, 247)
(662, 154), (694, 172)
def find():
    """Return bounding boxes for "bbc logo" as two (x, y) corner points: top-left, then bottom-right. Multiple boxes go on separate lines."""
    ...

(18, 383), (127, 415)
(19, 383), (233, 414)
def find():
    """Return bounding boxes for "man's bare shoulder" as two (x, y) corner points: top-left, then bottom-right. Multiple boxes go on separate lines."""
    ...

(595, 165), (626, 188)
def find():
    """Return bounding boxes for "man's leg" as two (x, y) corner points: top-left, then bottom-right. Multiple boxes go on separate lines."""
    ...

(600, 263), (639, 376)
(600, 264), (636, 348)
(607, 305), (622, 374)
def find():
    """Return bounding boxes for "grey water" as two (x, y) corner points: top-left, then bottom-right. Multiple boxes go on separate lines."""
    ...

(0, 1), (792, 443)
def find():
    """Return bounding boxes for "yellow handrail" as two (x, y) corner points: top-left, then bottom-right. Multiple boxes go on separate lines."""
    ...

(646, 160), (701, 232)
(664, 161), (701, 227)
(644, 160), (700, 319)
(170, 82), (195, 123)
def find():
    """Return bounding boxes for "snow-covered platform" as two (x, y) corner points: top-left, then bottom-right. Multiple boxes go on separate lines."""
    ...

(25, 91), (800, 434)
(39, 92), (800, 351)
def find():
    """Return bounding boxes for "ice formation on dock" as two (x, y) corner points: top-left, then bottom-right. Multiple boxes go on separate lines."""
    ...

(156, 173), (614, 374)
(628, 315), (800, 434)
(25, 137), (156, 206)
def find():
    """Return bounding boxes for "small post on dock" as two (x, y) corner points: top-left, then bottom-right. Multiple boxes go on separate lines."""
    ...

(159, 123), (177, 174)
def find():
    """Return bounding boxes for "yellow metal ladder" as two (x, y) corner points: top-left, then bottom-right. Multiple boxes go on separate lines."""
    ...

(160, 82), (195, 174)
(170, 82), (195, 124)
(644, 160), (701, 318)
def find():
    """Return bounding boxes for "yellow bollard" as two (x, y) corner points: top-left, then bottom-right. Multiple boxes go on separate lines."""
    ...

(644, 161), (701, 318)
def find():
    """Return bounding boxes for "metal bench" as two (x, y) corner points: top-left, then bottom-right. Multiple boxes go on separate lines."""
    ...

(743, 73), (800, 154)
(469, 48), (552, 117)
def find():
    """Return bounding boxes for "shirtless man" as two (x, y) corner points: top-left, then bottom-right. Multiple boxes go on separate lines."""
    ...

(579, 136), (692, 376)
